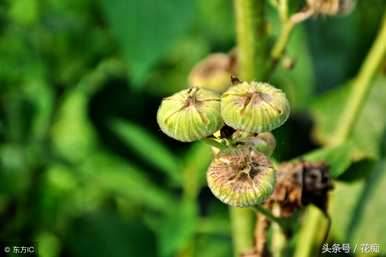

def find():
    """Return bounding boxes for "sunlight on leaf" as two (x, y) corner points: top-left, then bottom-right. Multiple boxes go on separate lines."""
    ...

(304, 142), (353, 178)
(81, 151), (176, 213)
(311, 76), (386, 161)
(330, 160), (386, 254)
(158, 200), (198, 257)
(111, 119), (181, 184)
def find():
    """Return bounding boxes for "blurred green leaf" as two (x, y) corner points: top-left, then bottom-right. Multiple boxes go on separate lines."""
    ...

(36, 232), (61, 257)
(147, 36), (210, 95)
(51, 89), (98, 163)
(349, 160), (386, 251)
(100, 0), (194, 85)
(23, 79), (54, 142)
(0, 144), (30, 195)
(304, 143), (353, 178)
(330, 160), (386, 254)
(9, 0), (39, 25)
(311, 76), (386, 161)
(196, 0), (234, 41)
(65, 212), (157, 257)
(158, 200), (198, 257)
(182, 142), (212, 199)
(195, 235), (233, 257)
(81, 152), (176, 213)
(111, 119), (181, 184)
(197, 215), (231, 236)
(272, 25), (315, 110)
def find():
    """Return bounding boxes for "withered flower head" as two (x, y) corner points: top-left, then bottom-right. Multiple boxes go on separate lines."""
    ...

(207, 146), (276, 207)
(265, 161), (333, 217)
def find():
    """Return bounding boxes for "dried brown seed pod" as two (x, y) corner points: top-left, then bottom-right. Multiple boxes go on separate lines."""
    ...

(265, 160), (333, 217)
(207, 146), (276, 207)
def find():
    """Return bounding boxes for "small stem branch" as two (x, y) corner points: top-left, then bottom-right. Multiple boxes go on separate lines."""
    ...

(331, 11), (386, 146)
(255, 213), (270, 257)
(277, 0), (288, 23)
(271, 21), (294, 62)
(203, 138), (227, 150)
(271, 204), (287, 257)
(252, 205), (288, 229)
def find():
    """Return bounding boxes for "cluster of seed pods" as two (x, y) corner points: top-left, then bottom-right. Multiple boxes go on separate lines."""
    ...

(157, 78), (290, 207)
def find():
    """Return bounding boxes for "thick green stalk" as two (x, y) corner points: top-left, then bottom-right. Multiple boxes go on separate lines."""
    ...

(294, 10), (386, 257)
(231, 0), (268, 256)
(234, 0), (268, 81)
(230, 208), (254, 257)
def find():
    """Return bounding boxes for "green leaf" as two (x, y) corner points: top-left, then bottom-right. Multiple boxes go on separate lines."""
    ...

(36, 232), (61, 257)
(303, 143), (353, 178)
(51, 89), (98, 163)
(100, 0), (195, 85)
(195, 235), (233, 257)
(158, 200), (198, 257)
(311, 76), (386, 161)
(182, 142), (213, 199)
(111, 119), (181, 184)
(9, 0), (39, 25)
(330, 160), (386, 254)
(81, 151), (176, 213)
(23, 79), (54, 142)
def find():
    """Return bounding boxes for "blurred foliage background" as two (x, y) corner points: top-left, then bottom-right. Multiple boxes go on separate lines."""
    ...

(0, 0), (385, 257)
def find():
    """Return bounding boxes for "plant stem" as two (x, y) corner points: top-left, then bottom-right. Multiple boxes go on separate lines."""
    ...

(234, 0), (268, 81)
(293, 206), (329, 257)
(294, 10), (386, 257)
(255, 213), (270, 257)
(232, 0), (268, 255)
(269, 0), (296, 74)
(230, 208), (254, 257)
(271, 21), (294, 63)
(252, 205), (288, 229)
(203, 138), (227, 150)
(330, 11), (386, 146)
(271, 204), (287, 257)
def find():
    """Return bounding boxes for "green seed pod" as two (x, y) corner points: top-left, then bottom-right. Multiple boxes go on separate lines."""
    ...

(157, 87), (223, 142)
(221, 81), (290, 133)
(207, 146), (276, 207)
(188, 53), (233, 94)
(233, 131), (276, 156)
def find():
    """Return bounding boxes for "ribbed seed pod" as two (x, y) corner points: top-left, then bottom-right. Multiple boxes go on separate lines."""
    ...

(232, 131), (277, 156)
(207, 146), (276, 207)
(221, 81), (290, 133)
(188, 53), (234, 94)
(157, 87), (223, 142)
(307, 0), (356, 16)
